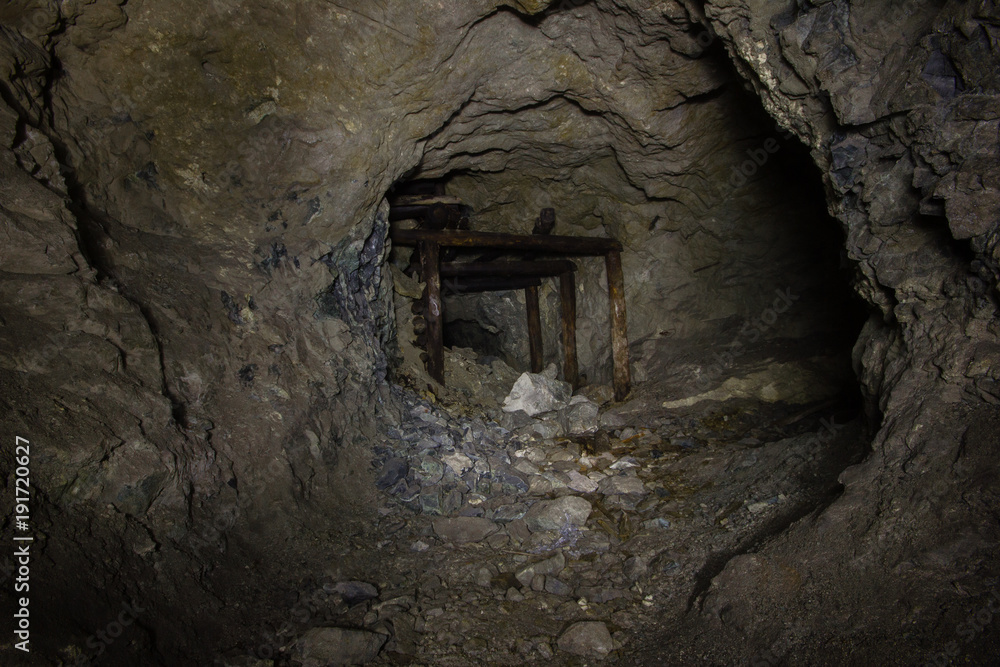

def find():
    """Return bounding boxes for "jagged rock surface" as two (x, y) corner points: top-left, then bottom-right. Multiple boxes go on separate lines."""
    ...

(0, 0), (997, 665)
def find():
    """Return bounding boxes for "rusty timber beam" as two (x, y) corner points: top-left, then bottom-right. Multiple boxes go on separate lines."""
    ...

(525, 285), (544, 373)
(559, 271), (579, 389)
(442, 276), (542, 294)
(440, 260), (577, 278)
(390, 228), (621, 255)
(605, 249), (630, 401)
(419, 241), (445, 385)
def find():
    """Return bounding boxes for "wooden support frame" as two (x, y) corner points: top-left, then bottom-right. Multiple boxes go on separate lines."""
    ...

(394, 228), (630, 401)
(605, 250), (630, 401)
(441, 260), (577, 277)
(525, 285), (544, 373)
(391, 228), (621, 255)
(442, 276), (542, 294)
(559, 270), (579, 389)
(418, 241), (445, 385)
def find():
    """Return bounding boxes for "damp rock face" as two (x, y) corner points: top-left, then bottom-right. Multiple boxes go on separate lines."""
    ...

(0, 0), (997, 665)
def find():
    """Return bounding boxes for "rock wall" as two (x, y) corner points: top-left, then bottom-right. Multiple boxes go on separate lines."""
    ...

(671, 0), (1000, 661)
(0, 0), (997, 663)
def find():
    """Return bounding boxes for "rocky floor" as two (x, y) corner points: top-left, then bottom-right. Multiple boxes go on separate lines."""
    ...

(218, 344), (866, 667)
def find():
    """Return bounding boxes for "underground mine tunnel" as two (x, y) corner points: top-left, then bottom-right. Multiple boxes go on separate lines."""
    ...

(1, 1), (999, 666)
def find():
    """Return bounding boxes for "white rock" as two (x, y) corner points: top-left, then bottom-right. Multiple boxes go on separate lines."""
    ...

(441, 452), (472, 475)
(503, 371), (572, 416)
(523, 496), (592, 532)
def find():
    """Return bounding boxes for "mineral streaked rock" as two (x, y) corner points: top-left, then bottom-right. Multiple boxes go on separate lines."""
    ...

(523, 496), (592, 532)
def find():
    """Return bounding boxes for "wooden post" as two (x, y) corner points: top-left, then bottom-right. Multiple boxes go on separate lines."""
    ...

(525, 285), (544, 374)
(605, 250), (630, 401)
(419, 241), (445, 385)
(559, 271), (579, 389)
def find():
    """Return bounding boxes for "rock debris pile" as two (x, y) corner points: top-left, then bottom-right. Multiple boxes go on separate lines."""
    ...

(267, 370), (863, 665)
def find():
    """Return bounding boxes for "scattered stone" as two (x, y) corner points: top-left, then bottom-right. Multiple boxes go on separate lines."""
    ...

(521, 447), (548, 464)
(624, 556), (648, 581)
(575, 586), (625, 603)
(501, 410), (535, 431)
(518, 419), (565, 440)
(333, 581), (379, 605)
(376, 458), (408, 490)
(432, 517), (499, 544)
(609, 457), (640, 470)
(476, 567), (494, 588)
(670, 436), (698, 449)
(443, 488), (464, 515)
(560, 395), (600, 435)
(528, 475), (552, 496)
(513, 458), (540, 475)
(599, 411), (626, 430)
(643, 517), (671, 530)
(515, 552), (566, 586)
(503, 371), (572, 416)
(544, 577), (572, 596)
(523, 496), (592, 532)
(442, 452), (472, 475)
(495, 470), (530, 494)
(491, 503), (528, 522)
(598, 474), (648, 496)
(592, 430), (613, 453)
(420, 490), (442, 515)
(418, 458), (444, 484)
(506, 519), (532, 545)
(557, 621), (614, 658)
(578, 384), (615, 406)
(295, 627), (387, 666)
(566, 470), (599, 493)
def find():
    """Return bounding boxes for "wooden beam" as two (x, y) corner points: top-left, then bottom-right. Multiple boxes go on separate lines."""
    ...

(442, 276), (542, 294)
(419, 241), (445, 385)
(391, 228), (621, 255)
(559, 271), (579, 389)
(605, 249), (630, 401)
(525, 285), (544, 373)
(440, 260), (576, 278)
